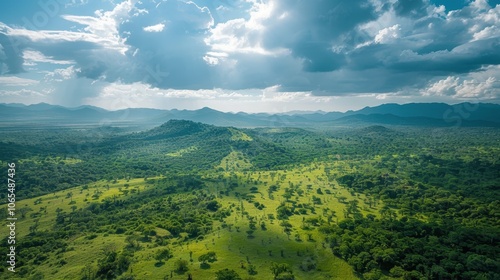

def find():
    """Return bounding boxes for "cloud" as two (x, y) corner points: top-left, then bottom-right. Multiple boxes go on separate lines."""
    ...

(0, 32), (25, 74)
(44, 65), (76, 82)
(0, 0), (499, 109)
(455, 76), (497, 98)
(424, 65), (500, 100)
(200, 0), (500, 95)
(428, 76), (499, 99)
(117, 0), (215, 88)
(207, 0), (377, 72)
(143, 23), (165, 32)
(0, 88), (45, 97)
(23, 50), (74, 65)
(393, 0), (427, 18)
(0, 76), (38, 86)
(85, 81), (335, 113)
(374, 24), (401, 44)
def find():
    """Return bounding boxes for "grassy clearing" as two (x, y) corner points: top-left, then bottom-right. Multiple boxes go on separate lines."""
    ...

(18, 156), (83, 165)
(217, 151), (253, 171)
(229, 128), (253, 141)
(13, 178), (154, 239)
(166, 146), (198, 157)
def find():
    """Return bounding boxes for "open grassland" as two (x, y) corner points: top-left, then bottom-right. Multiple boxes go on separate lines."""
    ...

(4, 162), (376, 279)
(13, 178), (156, 239)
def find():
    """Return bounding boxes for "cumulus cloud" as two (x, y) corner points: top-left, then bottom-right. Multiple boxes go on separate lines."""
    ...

(201, 0), (500, 95)
(207, 0), (378, 72)
(374, 24), (401, 44)
(427, 76), (499, 99)
(0, 0), (499, 110)
(424, 65), (500, 100)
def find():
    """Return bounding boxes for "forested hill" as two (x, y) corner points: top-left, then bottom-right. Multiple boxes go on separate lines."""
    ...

(2, 120), (337, 198)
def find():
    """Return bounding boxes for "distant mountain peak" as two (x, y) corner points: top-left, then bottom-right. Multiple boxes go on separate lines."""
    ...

(199, 107), (218, 112)
(1, 102), (499, 127)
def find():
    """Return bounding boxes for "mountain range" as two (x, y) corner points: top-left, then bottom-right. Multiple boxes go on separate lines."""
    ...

(1, 102), (499, 128)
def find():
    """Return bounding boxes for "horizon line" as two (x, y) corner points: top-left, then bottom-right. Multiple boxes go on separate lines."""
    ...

(1, 101), (497, 115)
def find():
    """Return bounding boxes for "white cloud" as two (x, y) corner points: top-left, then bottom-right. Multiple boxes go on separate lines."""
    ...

(0, 88), (51, 105)
(57, 0), (147, 53)
(425, 76), (460, 96)
(23, 50), (74, 65)
(84, 81), (334, 112)
(6, 26), (127, 54)
(44, 66), (76, 82)
(261, 85), (332, 102)
(0, 76), (39, 86)
(472, 25), (500, 40)
(374, 24), (401, 44)
(203, 55), (219, 65)
(455, 77), (497, 98)
(424, 65), (500, 100)
(206, 18), (279, 55)
(205, 1), (289, 56)
(0, 88), (44, 97)
(143, 23), (165, 32)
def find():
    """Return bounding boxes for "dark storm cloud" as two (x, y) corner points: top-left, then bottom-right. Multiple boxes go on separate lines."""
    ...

(393, 38), (500, 73)
(393, 0), (428, 18)
(258, 0), (377, 72)
(0, 33), (26, 74)
(206, 0), (500, 95)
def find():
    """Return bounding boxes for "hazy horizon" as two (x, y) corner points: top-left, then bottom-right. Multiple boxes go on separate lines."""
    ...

(3, 100), (499, 115)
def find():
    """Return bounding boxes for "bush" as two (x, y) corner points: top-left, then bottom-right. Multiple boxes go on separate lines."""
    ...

(215, 269), (242, 280)
(174, 259), (189, 273)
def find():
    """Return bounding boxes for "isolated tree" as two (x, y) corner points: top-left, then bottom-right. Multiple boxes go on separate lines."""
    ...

(174, 259), (189, 273)
(29, 223), (39, 233)
(206, 200), (220, 211)
(215, 269), (242, 280)
(338, 196), (347, 203)
(270, 262), (296, 279)
(155, 248), (173, 263)
(125, 235), (140, 250)
(247, 264), (258, 275)
(19, 206), (32, 218)
(198, 251), (217, 264)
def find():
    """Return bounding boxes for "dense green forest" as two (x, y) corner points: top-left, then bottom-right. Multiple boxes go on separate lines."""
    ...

(0, 120), (499, 279)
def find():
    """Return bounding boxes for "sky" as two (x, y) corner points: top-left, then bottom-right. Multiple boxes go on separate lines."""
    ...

(0, 0), (499, 113)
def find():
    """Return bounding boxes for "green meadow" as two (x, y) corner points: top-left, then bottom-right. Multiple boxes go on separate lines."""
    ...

(7, 162), (374, 279)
